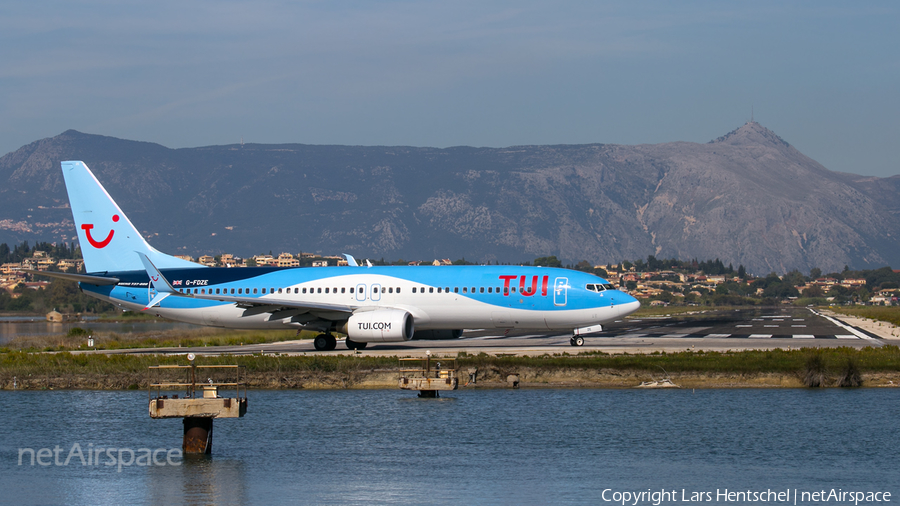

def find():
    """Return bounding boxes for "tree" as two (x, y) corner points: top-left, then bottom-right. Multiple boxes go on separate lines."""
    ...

(574, 260), (592, 272)
(533, 256), (563, 268)
(809, 267), (822, 280)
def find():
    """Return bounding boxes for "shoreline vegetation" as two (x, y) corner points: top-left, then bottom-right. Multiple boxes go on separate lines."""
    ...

(2, 306), (899, 390)
(1, 346), (898, 391)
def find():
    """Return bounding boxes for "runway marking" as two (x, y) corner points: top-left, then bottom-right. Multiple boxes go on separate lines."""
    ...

(749, 334), (772, 338)
(764, 325), (779, 328)
(793, 335), (815, 339)
(791, 325), (806, 327)
(836, 335), (858, 339)
(736, 325), (752, 327)
(707, 334), (732, 338)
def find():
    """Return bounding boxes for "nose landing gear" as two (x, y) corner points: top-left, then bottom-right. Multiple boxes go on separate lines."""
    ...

(569, 336), (584, 347)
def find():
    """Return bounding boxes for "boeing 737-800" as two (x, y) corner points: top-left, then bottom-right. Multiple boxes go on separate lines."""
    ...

(35, 161), (640, 351)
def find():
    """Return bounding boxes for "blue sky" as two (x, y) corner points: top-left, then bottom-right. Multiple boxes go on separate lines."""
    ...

(2, 1), (898, 177)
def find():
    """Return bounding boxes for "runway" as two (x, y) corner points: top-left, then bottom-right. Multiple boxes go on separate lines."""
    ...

(104, 307), (894, 357)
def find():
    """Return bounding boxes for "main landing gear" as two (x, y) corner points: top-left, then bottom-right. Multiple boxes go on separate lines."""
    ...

(312, 334), (369, 351)
(345, 338), (367, 351)
(569, 336), (584, 347)
(313, 333), (337, 351)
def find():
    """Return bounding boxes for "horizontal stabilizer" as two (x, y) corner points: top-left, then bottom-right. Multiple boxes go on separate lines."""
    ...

(23, 269), (119, 286)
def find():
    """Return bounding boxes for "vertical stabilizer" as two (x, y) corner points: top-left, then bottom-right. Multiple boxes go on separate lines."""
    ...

(61, 161), (203, 273)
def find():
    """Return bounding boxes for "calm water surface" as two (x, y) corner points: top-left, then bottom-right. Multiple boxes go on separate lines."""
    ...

(0, 389), (897, 505)
(0, 319), (200, 342)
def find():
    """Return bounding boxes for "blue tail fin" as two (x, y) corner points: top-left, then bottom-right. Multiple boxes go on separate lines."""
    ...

(62, 161), (203, 273)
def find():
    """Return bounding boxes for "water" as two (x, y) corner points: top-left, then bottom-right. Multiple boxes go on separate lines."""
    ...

(0, 319), (198, 342)
(0, 389), (897, 505)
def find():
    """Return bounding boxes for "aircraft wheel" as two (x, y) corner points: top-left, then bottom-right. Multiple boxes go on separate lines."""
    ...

(569, 337), (576, 346)
(345, 338), (367, 350)
(573, 336), (585, 346)
(314, 334), (330, 351)
(325, 334), (337, 351)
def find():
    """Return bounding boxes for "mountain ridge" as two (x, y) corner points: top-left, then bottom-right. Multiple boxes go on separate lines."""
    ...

(1, 124), (897, 275)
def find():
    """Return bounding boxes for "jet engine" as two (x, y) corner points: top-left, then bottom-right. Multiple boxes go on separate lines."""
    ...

(411, 329), (464, 340)
(344, 309), (414, 343)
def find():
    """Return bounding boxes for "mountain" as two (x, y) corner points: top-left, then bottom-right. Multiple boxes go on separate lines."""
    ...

(1, 124), (898, 274)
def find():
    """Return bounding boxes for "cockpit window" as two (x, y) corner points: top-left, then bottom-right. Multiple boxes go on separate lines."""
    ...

(586, 283), (617, 292)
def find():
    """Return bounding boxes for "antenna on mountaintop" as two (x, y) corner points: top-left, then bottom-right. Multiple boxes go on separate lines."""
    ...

(751, 105), (754, 123)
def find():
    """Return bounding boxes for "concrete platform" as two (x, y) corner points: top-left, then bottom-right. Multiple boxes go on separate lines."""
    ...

(149, 397), (247, 419)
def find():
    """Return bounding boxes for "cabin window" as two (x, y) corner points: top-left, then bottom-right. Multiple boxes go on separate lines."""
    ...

(253, 288), (258, 294)
(445, 287), (449, 293)
(317, 288), (322, 294)
(333, 287), (338, 293)
(480, 287), (484, 293)
(503, 287), (509, 295)
(262, 288), (267, 294)
(437, 287), (442, 293)
(396, 287), (401, 294)
(388, 287), (393, 293)
(454, 287), (459, 293)
(412, 287), (417, 293)
(325, 288), (329, 294)
(350, 287), (354, 294)
(495, 287), (500, 293)
(201, 289), (205, 294)
(487, 287), (492, 293)
(278, 288), (282, 294)
(341, 287), (346, 293)
(215, 288), (220, 294)
(511, 287), (516, 293)
(429, 287), (434, 293)
(462, 287), (467, 293)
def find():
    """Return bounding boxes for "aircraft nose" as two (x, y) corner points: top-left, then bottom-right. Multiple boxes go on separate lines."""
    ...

(618, 298), (641, 317)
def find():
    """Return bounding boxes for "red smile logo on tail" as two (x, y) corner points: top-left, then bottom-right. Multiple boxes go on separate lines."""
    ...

(81, 214), (119, 249)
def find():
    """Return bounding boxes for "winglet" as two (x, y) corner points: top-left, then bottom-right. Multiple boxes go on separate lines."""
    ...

(343, 253), (359, 267)
(366, 259), (373, 268)
(137, 252), (181, 309)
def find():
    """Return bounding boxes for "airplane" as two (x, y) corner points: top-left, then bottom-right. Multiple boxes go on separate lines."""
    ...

(34, 161), (641, 351)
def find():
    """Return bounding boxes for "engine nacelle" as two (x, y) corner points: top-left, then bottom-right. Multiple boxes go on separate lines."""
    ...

(411, 329), (463, 340)
(345, 309), (414, 343)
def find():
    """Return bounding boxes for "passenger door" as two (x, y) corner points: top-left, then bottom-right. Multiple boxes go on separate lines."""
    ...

(356, 283), (366, 302)
(553, 277), (568, 306)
